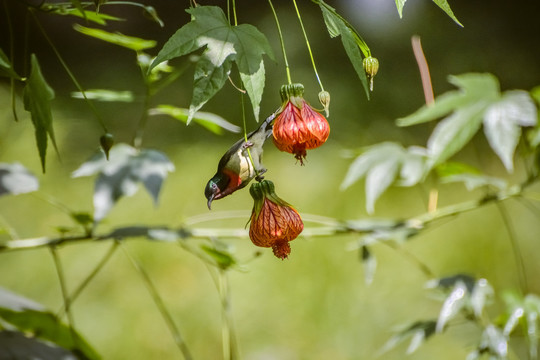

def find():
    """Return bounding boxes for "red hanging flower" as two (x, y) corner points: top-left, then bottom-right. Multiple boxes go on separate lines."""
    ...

(248, 180), (304, 259)
(272, 84), (330, 164)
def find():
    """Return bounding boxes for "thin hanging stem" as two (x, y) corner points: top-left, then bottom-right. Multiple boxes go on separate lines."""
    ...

(133, 51), (152, 149)
(120, 242), (193, 360)
(381, 241), (436, 279)
(495, 202), (528, 294)
(267, 0), (292, 84)
(30, 11), (108, 132)
(49, 246), (80, 348)
(231, 0), (238, 26)
(218, 270), (239, 360)
(57, 242), (119, 317)
(4, 0), (19, 121)
(240, 94), (260, 181)
(292, 0), (324, 92)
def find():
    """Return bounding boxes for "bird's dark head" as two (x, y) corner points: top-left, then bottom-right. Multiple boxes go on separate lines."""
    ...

(204, 175), (226, 210)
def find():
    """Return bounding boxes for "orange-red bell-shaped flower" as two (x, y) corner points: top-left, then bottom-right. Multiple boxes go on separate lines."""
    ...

(272, 84), (330, 164)
(248, 180), (303, 259)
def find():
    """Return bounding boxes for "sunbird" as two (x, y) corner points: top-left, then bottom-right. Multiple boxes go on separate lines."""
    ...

(204, 113), (275, 210)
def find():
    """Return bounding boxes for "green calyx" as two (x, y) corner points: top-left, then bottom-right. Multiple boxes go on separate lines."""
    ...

(249, 180), (291, 217)
(280, 83), (305, 108)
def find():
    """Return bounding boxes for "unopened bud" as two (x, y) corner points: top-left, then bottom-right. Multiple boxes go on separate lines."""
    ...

(318, 90), (330, 117)
(100, 133), (115, 160)
(363, 56), (379, 91)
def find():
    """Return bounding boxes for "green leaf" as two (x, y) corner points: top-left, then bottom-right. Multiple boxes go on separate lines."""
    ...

(190, 55), (232, 121)
(201, 245), (237, 270)
(341, 142), (427, 214)
(319, 2), (370, 99)
(23, 54), (58, 173)
(483, 90), (537, 172)
(71, 89), (134, 102)
(142, 5), (164, 27)
(436, 161), (482, 177)
(150, 6), (273, 122)
(72, 144), (175, 222)
(0, 163), (39, 196)
(0, 47), (21, 79)
(44, 3), (123, 25)
(149, 105), (241, 134)
(395, 0), (407, 18)
(73, 24), (156, 51)
(69, 0), (86, 18)
(0, 287), (99, 359)
(432, 0), (463, 27)
(0, 330), (80, 360)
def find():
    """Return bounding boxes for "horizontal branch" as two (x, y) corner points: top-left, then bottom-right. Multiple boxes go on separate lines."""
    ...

(0, 182), (529, 253)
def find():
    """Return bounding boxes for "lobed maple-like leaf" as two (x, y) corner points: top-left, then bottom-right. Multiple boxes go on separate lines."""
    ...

(341, 142), (427, 214)
(398, 73), (538, 172)
(150, 6), (274, 123)
(72, 144), (175, 222)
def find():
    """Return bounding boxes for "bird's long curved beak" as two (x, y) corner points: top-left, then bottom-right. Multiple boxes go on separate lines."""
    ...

(207, 193), (215, 210)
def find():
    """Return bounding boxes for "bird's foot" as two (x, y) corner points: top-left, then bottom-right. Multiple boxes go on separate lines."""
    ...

(255, 168), (267, 181)
(241, 141), (254, 150)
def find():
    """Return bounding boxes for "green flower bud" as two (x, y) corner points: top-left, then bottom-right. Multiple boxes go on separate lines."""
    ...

(363, 56), (379, 91)
(100, 133), (114, 160)
(318, 90), (330, 117)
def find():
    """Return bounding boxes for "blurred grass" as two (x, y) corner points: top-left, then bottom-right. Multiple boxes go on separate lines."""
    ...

(1, 0), (540, 358)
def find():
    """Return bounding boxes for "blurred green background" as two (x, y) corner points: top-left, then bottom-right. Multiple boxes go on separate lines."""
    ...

(0, 0), (540, 359)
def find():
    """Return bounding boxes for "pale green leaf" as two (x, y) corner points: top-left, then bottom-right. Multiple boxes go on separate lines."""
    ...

(149, 105), (241, 134)
(436, 281), (468, 332)
(378, 321), (436, 356)
(366, 157), (400, 214)
(483, 91), (537, 171)
(470, 279), (494, 318)
(441, 173), (507, 191)
(432, 0), (463, 27)
(342, 142), (427, 213)
(73, 24), (156, 51)
(427, 103), (486, 168)
(503, 307), (525, 336)
(23, 54), (58, 173)
(395, 0), (407, 18)
(0, 163), (39, 196)
(398, 73), (500, 127)
(72, 144), (174, 222)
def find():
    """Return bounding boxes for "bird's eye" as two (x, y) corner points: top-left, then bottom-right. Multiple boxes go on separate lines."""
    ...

(212, 183), (218, 190)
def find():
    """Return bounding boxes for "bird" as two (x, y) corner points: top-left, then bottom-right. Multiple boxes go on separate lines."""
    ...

(205, 113), (276, 210)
